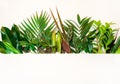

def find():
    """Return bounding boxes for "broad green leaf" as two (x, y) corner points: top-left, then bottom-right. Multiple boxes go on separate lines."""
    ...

(111, 36), (120, 53)
(115, 47), (120, 53)
(1, 27), (12, 44)
(3, 42), (20, 54)
(0, 41), (6, 53)
(11, 25), (21, 47)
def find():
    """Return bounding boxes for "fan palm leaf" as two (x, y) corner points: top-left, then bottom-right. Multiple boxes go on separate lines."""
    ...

(19, 11), (55, 53)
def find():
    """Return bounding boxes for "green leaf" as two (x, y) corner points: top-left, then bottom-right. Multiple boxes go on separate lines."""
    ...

(88, 43), (93, 53)
(19, 11), (54, 51)
(115, 47), (120, 53)
(111, 36), (120, 53)
(11, 25), (21, 47)
(3, 42), (20, 54)
(0, 41), (6, 53)
(30, 44), (36, 52)
(1, 27), (12, 44)
(80, 21), (94, 38)
(19, 41), (29, 46)
(77, 14), (81, 25)
(81, 17), (91, 27)
(11, 24), (21, 40)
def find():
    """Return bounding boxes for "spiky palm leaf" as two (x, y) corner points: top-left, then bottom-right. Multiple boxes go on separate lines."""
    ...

(64, 14), (94, 53)
(19, 11), (55, 53)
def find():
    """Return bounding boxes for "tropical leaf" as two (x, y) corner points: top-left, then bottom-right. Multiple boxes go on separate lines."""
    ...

(19, 11), (55, 53)
(3, 42), (20, 54)
(1, 27), (12, 44)
(63, 21), (73, 41)
(93, 21), (115, 53)
(111, 36), (120, 53)
(115, 47), (120, 53)
(0, 41), (20, 54)
(64, 14), (94, 53)
(80, 21), (94, 38)
(50, 8), (71, 53)
(0, 9), (119, 54)
(0, 41), (6, 53)
(77, 14), (81, 24)
(11, 24), (23, 52)
(19, 11), (54, 41)
(0, 25), (23, 53)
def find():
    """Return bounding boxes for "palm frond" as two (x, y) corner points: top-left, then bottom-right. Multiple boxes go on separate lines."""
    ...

(64, 14), (94, 53)
(19, 11), (54, 43)
(19, 11), (55, 53)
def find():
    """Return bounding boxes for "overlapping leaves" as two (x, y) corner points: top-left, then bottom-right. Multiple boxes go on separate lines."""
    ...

(19, 11), (55, 53)
(64, 14), (94, 53)
(0, 25), (22, 53)
(0, 10), (120, 54)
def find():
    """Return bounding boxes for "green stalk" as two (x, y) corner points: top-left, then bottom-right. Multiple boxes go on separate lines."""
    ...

(56, 32), (62, 53)
(52, 30), (56, 53)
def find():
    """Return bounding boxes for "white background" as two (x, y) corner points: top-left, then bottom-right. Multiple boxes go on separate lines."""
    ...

(0, 0), (120, 27)
(0, 0), (120, 84)
(0, 54), (120, 84)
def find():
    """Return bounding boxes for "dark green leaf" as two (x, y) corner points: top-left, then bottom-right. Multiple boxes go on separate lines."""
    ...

(111, 36), (120, 53)
(1, 27), (12, 44)
(77, 14), (81, 24)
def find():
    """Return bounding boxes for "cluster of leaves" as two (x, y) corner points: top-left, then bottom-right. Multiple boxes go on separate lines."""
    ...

(0, 25), (23, 53)
(64, 15), (120, 53)
(0, 9), (120, 54)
